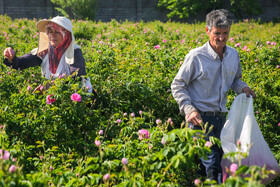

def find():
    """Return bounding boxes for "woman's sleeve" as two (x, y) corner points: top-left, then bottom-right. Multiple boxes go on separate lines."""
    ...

(70, 48), (87, 77)
(3, 53), (42, 70)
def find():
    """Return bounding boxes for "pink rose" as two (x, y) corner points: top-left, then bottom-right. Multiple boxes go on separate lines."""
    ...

(121, 157), (128, 165)
(103, 173), (110, 181)
(194, 178), (201, 186)
(46, 95), (55, 105)
(230, 163), (238, 173)
(237, 140), (241, 147)
(3, 150), (10, 160)
(95, 140), (101, 147)
(138, 129), (150, 140)
(205, 141), (212, 148)
(156, 119), (162, 124)
(71, 93), (81, 102)
(234, 43), (241, 47)
(9, 165), (16, 173)
(161, 137), (166, 145)
(99, 130), (104, 135)
(242, 46), (248, 51)
(154, 45), (160, 49)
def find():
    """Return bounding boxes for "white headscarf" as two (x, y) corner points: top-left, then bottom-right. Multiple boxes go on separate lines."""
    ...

(32, 16), (79, 65)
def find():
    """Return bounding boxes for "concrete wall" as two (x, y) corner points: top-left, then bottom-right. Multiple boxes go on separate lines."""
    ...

(95, 0), (168, 22)
(0, 0), (279, 22)
(0, 0), (56, 19)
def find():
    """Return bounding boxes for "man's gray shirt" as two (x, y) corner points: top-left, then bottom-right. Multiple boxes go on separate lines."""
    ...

(171, 42), (248, 117)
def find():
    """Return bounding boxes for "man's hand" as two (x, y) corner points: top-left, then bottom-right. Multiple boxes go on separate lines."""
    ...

(186, 111), (202, 126)
(3, 47), (15, 63)
(242, 87), (256, 99)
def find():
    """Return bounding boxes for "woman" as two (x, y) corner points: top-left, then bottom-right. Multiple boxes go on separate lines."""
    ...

(3, 16), (93, 93)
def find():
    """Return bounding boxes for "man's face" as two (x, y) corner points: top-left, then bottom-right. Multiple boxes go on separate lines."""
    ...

(206, 27), (230, 51)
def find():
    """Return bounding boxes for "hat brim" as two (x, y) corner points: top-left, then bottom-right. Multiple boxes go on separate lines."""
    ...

(36, 20), (51, 32)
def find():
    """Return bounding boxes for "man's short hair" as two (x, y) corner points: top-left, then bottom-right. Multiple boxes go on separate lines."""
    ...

(206, 9), (232, 31)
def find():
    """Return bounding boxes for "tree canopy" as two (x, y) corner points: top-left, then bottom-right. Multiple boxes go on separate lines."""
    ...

(158, 0), (263, 20)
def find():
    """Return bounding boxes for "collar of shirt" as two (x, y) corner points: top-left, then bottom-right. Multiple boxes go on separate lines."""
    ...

(206, 41), (228, 61)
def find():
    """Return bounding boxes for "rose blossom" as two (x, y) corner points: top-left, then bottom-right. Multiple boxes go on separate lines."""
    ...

(194, 178), (201, 186)
(103, 173), (110, 181)
(95, 140), (101, 147)
(121, 157), (128, 165)
(230, 163), (238, 173)
(71, 93), (81, 102)
(161, 137), (166, 145)
(205, 141), (212, 148)
(46, 95), (55, 105)
(99, 130), (104, 135)
(242, 46), (248, 51)
(138, 129), (150, 140)
(9, 165), (16, 173)
(154, 45), (160, 49)
(156, 119), (162, 124)
(234, 43), (241, 47)
(3, 150), (10, 160)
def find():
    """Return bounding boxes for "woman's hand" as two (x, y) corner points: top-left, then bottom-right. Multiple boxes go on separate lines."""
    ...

(32, 84), (44, 95)
(3, 47), (15, 63)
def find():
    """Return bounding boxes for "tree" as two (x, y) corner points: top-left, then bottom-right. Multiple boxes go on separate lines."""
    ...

(158, 0), (263, 20)
(50, 0), (98, 20)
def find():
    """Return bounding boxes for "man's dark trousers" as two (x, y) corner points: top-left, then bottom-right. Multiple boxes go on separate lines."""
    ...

(190, 113), (226, 184)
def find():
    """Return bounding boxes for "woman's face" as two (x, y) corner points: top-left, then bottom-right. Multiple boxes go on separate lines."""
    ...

(46, 25), (64, 48)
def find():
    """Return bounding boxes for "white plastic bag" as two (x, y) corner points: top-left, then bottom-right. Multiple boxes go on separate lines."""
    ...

(221, 93), (280, 184)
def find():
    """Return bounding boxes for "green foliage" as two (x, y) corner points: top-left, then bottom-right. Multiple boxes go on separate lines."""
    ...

(50, 0), (98, 20)
(230, 0), (263, 19)
(158, 0), (263, 20)
(0, 15), (279, 186)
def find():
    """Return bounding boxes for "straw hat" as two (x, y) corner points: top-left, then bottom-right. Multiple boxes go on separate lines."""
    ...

(33, 16), (76, 65)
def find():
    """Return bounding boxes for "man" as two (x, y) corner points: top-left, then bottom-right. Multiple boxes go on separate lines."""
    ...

(171, 9), (256, 184)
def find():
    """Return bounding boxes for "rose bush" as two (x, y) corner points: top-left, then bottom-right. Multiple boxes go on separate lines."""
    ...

(0, 15), (279, 186)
